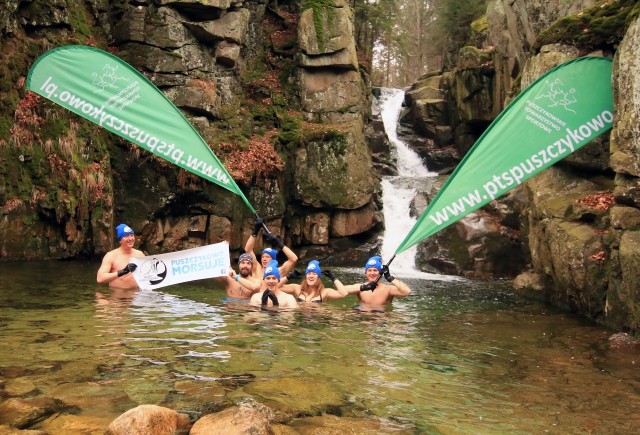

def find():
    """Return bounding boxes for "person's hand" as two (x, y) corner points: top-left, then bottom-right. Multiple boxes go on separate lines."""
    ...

(265, 232), (284, 249)
(252, 217), (264, 237)
(381, 265), (394, 282)
(117, 263), (137, 277)
(286, 270), (302, 280)
(359, 281), (377, 291)
(324, 269), (336, 281)
(261, 290), (279, 306)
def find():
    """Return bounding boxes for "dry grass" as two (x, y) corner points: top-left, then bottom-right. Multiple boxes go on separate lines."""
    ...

(2, 198), (24, 213)
(29, 187), (46, 207)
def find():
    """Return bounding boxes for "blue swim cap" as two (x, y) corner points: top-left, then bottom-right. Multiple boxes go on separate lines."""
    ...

(261, 248), (278, 261)
(116, 223), (134, 241)
(305, 260), (322, 276)
(263, 260), (281, 281)
(364, 255), (382, 272)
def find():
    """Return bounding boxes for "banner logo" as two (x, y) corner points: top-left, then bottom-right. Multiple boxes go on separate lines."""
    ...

(130, 243), (230, 290)
(92, 64), (129, 94)
(535, 78), (577, 113)
(138, 258), (168, 286)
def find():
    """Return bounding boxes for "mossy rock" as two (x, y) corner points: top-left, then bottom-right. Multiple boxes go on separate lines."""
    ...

(245, 376), (345, 415)
(534, 0), (640, 52)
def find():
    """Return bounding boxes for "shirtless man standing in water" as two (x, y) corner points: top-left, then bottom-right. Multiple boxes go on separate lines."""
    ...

(343, 256), (411, 309)
(219, 253), (262, 299)
(96, 223), (145, 290)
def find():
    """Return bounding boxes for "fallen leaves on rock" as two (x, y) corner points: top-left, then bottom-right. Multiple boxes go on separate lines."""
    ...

(220, 130), (284, 184)
(577, 192), (614, 211)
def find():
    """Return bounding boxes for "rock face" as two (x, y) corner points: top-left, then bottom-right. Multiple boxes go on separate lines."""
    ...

(486, 0), (599, 97)
(298, 0), (358, 70)
(499, 3), (640, 332)
(399, 0), (640, 332)
(0, 0), (374, 262)
(292, 119), (373, 209)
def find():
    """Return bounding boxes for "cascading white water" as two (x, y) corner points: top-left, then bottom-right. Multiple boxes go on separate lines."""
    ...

(379, 88), (437, 276)
(380, 89), (432, 177)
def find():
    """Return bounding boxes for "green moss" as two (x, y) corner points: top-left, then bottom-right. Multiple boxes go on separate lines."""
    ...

(68, 1), (93, 39)
(302, 0), (337, 52)
(40, 118), (70, 142)
(241, 55), (269, 84)
(17, 0), (95, 40)
(534, 0), (640, 52)
(207, 103), (252, 147)
(278, 59), (300, 103)
(0, 77), (13, 93)
(276, 109), (303, 153)
(0, 118), (12, 141)
(250, 104), (276, 124)
(322, 130), (347, 156)
(18, 0), (51, 23)
(470, 15), (489, 35)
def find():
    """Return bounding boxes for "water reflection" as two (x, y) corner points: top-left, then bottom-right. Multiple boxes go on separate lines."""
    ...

(0, 262), (638, 433)
(95, 288), (229, 368)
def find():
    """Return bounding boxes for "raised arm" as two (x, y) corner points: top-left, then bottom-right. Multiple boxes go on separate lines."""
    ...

(245, 245), (259, 277)
(264, 232), (298, 276)
(388, 278), (411, 296)
(279, 269), (302, 286)
(322, 270), (348, 300)
(381, 266), (411, 296)
(342, 282), (366, 295)
(245, 218), (264, 274)
(278, 245), (298, 276)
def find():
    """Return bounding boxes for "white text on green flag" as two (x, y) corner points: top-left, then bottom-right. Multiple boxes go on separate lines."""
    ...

(26, 45), (255, 213)
(396, 57), (614, 254)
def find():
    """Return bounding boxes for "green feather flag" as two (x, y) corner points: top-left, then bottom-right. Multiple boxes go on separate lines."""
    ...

(396, 57), (614, 254)
(27, 45), (255, 213)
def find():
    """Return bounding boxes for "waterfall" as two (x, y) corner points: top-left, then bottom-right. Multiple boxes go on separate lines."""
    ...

(379, 88), (437, 276)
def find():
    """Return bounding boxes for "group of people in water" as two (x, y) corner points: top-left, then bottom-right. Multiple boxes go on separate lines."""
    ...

(97, 219), (412, 310)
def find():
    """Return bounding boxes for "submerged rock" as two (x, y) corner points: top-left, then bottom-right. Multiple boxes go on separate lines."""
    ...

(190, 403), (273, 435)
(0, 397), (70, 429)
(285, 414), (414, 434)
(106, 404), (191, 435)
(37, 413), (113, 435)
(0, 424), (46, 434)
(245, 376), (345, 418)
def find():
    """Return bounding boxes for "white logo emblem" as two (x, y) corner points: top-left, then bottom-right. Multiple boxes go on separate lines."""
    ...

(535, 78), (577, 114)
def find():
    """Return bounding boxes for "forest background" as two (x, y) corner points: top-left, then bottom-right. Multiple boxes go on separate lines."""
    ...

(351, 0), (487, 86)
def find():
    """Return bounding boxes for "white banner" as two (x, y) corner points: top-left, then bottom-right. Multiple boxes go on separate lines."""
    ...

(130, 243), (230, 290)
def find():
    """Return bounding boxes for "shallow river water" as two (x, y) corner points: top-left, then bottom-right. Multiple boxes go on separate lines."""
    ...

(0, 261), (639, 434)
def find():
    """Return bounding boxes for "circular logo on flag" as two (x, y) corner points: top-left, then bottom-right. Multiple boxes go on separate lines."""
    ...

(140, 258), (167, 285)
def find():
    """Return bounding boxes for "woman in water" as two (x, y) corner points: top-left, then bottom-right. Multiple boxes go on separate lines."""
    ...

(280, 260), (348, 303)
